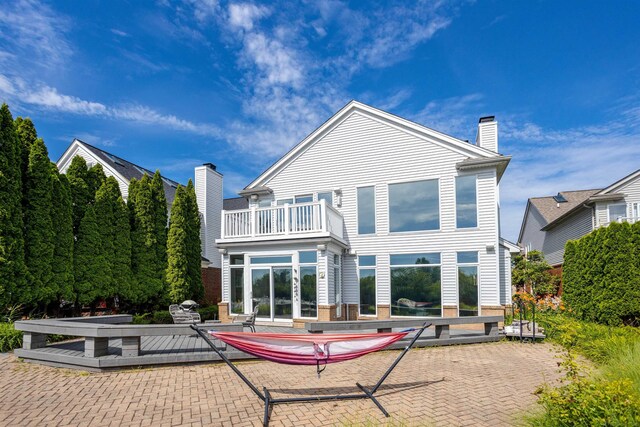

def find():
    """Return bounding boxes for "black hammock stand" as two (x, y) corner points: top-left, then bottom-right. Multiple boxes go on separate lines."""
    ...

(191, 322), (433, 426)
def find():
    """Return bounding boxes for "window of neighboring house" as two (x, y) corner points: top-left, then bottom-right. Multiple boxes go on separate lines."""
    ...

(389, 179), (440, 232)
(258, 199), (272, 207)
(390, 253), (441, 317)
(358, 255), (376, 316)
(456, 175), (478, 228)
(457, 251), (479, 317)
(608, 203), (627, 222)
(229, 255), (244, 314)
(299, 251), (317, 318)
(632, 202), (640, 220)
(318, 191), (333, 206)
(357, 186), (375, 234)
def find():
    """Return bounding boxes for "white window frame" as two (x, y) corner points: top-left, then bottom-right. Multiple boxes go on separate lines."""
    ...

(389, 252), (442, 318)
(356, 184), (376, 235)
(607, 202), (627, 223)
(456, 252), (480, 317)
(298, 251), (318, 320)
(333, 254), (342, 317)
(387, 177), (441, 234)
(228, 253), (246, 316)
(455, 174), (479, 229)
(358, 255), (377, 317)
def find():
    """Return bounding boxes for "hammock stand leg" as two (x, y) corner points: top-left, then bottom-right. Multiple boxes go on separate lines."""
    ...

(191, 322), (431, 427)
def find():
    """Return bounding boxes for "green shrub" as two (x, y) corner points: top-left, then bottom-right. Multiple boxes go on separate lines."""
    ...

(0, 323), (23, 352)
(132, 313), (152, 325)
(151, 311), (173, 324)
(563, 221), (640, 326)
(197, 305), (218, 321)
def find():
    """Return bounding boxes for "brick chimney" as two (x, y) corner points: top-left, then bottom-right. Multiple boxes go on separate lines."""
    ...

(476, 116), (498, 153)
(194, 163), (223, 269)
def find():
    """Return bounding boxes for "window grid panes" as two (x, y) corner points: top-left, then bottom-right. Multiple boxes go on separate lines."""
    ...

(359, 255), (376, 316)
(389, 179), (439, 232)
(250, 256), (292, 264)
(457, 251), (479, 317)
(357, 186), (375, 234)
(230, 268), (244, 314)
(390, 253), (441, 317)
(456, 175), (477, 228)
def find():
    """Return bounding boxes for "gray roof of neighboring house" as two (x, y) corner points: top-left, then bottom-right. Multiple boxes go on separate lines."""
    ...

(77, 140), (181, 205)
(223, 197), (248, 211)
(529, 189), (600, 226)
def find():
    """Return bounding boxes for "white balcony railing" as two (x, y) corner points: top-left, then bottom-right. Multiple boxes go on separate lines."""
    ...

(221, 200), (344, 240)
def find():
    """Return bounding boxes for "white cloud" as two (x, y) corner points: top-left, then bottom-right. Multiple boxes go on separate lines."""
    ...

(0, 74), (221, 138)
(0, 0), (71, 69)
(243, 33), (304, 88)
(110, 28), (129, 37)
(228, 3), (269, 31)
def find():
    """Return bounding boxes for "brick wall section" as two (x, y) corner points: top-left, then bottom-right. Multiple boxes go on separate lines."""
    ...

(201, 267), (221, 305)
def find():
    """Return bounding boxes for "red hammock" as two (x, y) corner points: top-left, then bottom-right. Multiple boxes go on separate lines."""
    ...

(209, 331), (410, 366)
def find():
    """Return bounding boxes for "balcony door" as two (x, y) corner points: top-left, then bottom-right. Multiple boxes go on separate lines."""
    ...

(251, 267), (293, 321)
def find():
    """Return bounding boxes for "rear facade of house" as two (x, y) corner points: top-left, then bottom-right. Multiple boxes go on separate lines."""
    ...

(216, 101), (514, 326)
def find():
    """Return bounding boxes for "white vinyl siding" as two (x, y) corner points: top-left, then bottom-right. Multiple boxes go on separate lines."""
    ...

(260, 112), (501, 309)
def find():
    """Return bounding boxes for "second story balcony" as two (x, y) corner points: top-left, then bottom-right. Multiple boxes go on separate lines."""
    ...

(217, 200), (345, 245)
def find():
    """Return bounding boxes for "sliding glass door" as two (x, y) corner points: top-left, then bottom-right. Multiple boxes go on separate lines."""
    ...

(251, 267), (293, 321)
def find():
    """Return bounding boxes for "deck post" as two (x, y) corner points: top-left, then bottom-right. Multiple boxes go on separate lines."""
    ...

(121, 336), (141, 357)
(85, 337), (109, 357)
(435, 324), (450, 339)
(22, 332), (47, 350)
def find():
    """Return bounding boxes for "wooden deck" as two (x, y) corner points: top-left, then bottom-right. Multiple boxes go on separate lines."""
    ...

(15, 324), (499, 371)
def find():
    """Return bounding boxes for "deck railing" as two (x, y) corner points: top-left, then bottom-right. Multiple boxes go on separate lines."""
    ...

(222, 200), (344, 240)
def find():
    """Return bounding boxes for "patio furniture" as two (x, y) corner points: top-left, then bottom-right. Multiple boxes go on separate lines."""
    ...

(233, 305), (260, 332)
(170, 305), (202, 324)
(192, 321), (433, 426)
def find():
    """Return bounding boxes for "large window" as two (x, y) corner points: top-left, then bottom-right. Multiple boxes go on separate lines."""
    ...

(359, 255), (376, 316)
(334, 254), (342, 317)
(389, 179), (439, 232)
(357, 186), (375, 234)
(390, 253), (441, 317)
(457, 251), (479, 316)
(318, 191), (333, 206)
(456, 175), (477, 228)
(608, 203), (627, 222)
(299, 251), (317, 318)
(229, 255), (244, 314)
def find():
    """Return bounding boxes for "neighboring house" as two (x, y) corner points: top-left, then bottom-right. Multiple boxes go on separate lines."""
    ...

(518, 168), (640, 267)
(56, 139), (230, 304)
(215, 100), (514, 326)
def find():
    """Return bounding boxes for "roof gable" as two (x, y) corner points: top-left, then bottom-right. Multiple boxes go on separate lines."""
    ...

(595, 168), (640, 195)
(245, 100), (507, 190)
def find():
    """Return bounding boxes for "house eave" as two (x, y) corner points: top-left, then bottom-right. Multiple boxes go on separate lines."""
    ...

(541, 204), (591, 231)
(216, 234), (349, 249)
(456, 156), (511, 182)
(586, 193), (624, 203)
(237, 186), (272, 198)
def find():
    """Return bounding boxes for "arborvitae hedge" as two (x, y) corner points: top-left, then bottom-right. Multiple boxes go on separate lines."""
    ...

(563, 221), (640, 326)
(0, 104), (26, 307)
(50, 170), (74, 305)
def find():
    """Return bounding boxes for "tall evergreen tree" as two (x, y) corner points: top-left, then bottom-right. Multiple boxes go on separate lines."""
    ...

(94, 177), (131, 302)
(151, 171), (168, 274)
(166, 186), (190, 303)
(50, 169), (74, 306)
(66, 156), (92, 235)
(87, 163), (107, 197)
(74, 205), (109, 308)
(23, 138), (55, 307)
(0, 104), (26, 307)
(127, 174), (167, 306)
(184, 180), (203, 301)
(14, 117), (38, 203)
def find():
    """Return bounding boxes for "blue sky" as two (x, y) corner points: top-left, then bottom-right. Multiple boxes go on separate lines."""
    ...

(1, 0), (639, 241)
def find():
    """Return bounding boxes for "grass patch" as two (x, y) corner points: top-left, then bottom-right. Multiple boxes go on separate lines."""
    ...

(525, 312), (640, 426)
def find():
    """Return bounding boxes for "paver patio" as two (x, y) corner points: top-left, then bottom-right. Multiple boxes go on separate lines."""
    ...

(0, 341), (561, 426)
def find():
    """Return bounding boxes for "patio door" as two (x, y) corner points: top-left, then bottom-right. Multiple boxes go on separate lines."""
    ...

(251, 267), (293, 321)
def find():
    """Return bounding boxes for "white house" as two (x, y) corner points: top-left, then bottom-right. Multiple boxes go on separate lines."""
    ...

(215, 101), (514, 326)
(518, 168), (640, 267)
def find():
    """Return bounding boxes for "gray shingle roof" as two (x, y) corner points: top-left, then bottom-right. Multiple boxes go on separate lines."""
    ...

(76, 140), (181, 205)
(530, 189), (600, 226)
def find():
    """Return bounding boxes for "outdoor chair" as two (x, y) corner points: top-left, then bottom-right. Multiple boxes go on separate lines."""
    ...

(233, 305), (259, 332)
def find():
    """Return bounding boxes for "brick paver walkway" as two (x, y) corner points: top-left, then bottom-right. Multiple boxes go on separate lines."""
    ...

(0, 342), (561, 426)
